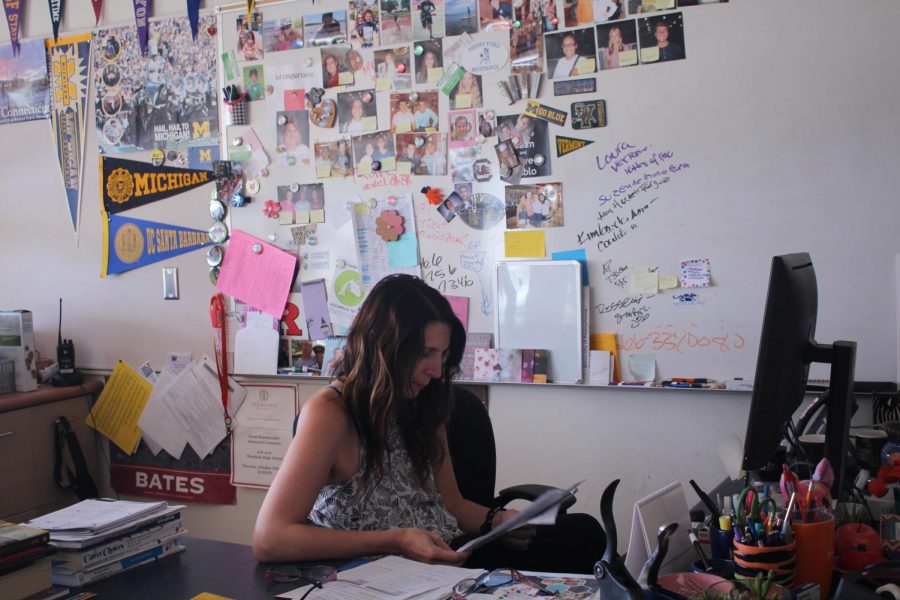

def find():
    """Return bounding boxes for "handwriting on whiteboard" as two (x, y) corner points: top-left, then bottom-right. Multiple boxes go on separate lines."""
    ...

(618, 326), (747, 354)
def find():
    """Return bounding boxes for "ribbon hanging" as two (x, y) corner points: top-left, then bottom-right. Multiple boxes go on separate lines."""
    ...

(91, 0), (102, 25)
(187, 0), (201, 40)
(2, 0), (23, 55)
(132, 0), (151, 55)
(48, 0), (65, 41)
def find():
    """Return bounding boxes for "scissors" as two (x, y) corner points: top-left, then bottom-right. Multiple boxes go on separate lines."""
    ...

(736, 487), (777, 528)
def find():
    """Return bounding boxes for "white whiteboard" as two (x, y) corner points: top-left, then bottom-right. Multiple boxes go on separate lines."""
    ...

(494, 260), (583, 383)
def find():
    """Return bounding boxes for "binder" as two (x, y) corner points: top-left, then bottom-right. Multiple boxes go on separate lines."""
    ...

(624, 481), (693, 577)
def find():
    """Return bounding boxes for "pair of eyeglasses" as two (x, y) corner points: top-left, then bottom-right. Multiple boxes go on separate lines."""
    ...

(265, 565), (337, 598)
(451, 568), (556, 598)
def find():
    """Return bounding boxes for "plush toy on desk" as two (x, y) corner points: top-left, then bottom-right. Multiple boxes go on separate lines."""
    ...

(781, 460), (833, 507)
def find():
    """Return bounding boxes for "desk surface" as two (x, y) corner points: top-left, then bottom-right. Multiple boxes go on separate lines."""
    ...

(82, 537), (302, 599)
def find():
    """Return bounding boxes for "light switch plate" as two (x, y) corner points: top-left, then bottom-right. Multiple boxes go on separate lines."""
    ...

(162, 267), (179, 300)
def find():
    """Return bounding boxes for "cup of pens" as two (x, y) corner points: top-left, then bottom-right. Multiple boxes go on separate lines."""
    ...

(223, 89), (248, 126)
(732, 536), (796, 587)
(792, 506), (835, 599)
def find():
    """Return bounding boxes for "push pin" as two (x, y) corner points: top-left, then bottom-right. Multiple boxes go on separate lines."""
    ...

(252, 243), (263, 254)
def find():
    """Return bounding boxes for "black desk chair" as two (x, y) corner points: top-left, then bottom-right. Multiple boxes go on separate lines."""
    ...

(446, 386), (576, 512)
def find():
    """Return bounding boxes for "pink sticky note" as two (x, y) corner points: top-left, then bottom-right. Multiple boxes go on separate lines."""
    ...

(215, 230), (296, 319)
(445, 295), (469, 332)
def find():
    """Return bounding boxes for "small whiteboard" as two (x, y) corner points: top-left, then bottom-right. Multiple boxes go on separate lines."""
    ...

(494, 260), (583, 384)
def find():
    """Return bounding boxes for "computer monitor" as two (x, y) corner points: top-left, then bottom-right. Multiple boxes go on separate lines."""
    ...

(742, 253), (857, 498)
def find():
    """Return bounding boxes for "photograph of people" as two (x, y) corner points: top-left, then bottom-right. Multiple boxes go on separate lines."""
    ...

(276, 112), (311, 166)
(565, 0), (621, 26)
(478, 110), (496, 137)
(352, 6), (381, 48)
(479, 0), (512, 30)
(414, 41), (443, 85)
(244, 66), (265, 101)
(339, 90), (377, 134)
(508, 20), (542, 74)
(236, 14), (264, 60)
(315, 143), (335, 176)
(414, 0), (445, 40)
(264, 18), (304, 53)
(638, 15), (685, 63)
(597, 20), (638, 70)
(346, 49), (366, 77)
(380, 0), (413, 44)
(547, 29), (597, 79)
(309, 185), (325, 210)
(450, 71), (483, 109)
(277, 186), (299, 223)
(353, 138), (377, 171)
(449, 147), (478, 182)
(306, 11), (348, 46)
(437, 190), (464, 221)
(448, 110), (476, 147)
(413, 96), (440, 131)
(253, 275), (604, 570)
(420, 134), (448, 175)
(322, 48), (351, 88)
(512, 114), (535, 149)
(390, 95), (417, 133)
(446, 0), (478, 35)
(372, 132), (396, 162)
(376, 47), (412, 89)
(329, 138), (354, 176)
(396, 135), (423, 174)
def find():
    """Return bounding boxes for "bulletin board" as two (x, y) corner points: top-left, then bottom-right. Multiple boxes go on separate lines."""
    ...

(207, 0), (898, 379)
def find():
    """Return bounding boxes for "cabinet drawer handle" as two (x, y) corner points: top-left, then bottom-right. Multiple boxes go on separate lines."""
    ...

(0, 431), (12, 438)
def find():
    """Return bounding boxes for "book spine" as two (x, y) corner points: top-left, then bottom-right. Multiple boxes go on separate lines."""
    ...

(53, 522), (184, 571)
(51, 542), (185, 587)
(0, 529), (50, 557)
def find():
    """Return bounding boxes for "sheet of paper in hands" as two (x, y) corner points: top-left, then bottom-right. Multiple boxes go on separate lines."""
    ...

(457, 480), (584, 552)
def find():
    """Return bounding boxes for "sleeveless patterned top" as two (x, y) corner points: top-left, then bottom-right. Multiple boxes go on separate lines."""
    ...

(308, 400), (463, 543)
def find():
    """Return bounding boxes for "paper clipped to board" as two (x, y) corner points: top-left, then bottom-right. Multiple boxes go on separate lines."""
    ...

(215, 229), (296, 319)
(86, 361), (152, 454)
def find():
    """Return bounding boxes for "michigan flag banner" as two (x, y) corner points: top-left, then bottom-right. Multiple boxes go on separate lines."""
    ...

(47, 33), (91, 234)
(100, 156), (212, 215)
(102, 213), (214, 277)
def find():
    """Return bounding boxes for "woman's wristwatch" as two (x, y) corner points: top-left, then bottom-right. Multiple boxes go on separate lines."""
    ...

(479, 506), (507, 535)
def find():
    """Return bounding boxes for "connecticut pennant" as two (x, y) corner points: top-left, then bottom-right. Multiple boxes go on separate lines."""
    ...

(48, 0), (64, 41)
(102, 213), (214, 277)
(132, 0), (150, 54)
(100, 156), (212, 215)
(47, 33), (91, 234)
(91, 0), (102, 25)
(555, 135), (593, 157)
(3, 0), (23, 55)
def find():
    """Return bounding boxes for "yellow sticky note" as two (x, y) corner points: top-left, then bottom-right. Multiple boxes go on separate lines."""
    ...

(454, 94), (472, 109)
(659, 275), (679, 290)
(504, 230), (546, 258)
(629, 265), (659, 294)
(425, 127), (437, 133)
(619, 49), (638, 67)
(192, 594), (234, 600)
(397, 161), (412, 175)
(338, 71), (354, 85)
(590, 333), (621, 383)
(395, 120), (412, 133)
(316, 164), (332, 178)
(428, 67), (444, 83)
(574, 57), (596, 74)
(279, 211), (294, 225)
(357, 161), (372, 175)
(380, 156), (396, 171)
(295, 210), (311, 224)
(85, 361), (151, 454)
(656, 0), (675, 8)
(640, 46), (660, 63)
(353, 202), (371, 215)
(376, 77), (391, 91)
(310, 209), (325, 224)
(362, 116), (377, 131)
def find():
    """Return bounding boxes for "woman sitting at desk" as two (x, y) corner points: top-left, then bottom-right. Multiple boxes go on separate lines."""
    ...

(253, 275), (603, 571)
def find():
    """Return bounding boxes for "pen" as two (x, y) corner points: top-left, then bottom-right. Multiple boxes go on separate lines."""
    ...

(671, 378), (712, 383)
(662, 381), (703, 388)
(688, 531), (712, 572)
(617, 381), (653, 387)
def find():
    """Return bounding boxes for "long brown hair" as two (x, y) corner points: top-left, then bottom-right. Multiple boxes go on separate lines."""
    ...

(334, 274), (466, 485)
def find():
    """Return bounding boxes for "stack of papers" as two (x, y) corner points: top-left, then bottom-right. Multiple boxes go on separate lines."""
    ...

(26, 499), (168, 535)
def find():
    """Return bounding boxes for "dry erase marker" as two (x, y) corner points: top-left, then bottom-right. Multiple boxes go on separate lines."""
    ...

(671, 378), (712, 383)
(618, 381), (653, 387)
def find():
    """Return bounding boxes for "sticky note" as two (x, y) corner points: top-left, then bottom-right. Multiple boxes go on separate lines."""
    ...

(353, 202), (370, 216)
(428, 67), (444, 83)
(215, 230), (297, 319)
(310, 209), (325, 224)
(680, 258), (712, 288)
(629, 265), (659, 295)
(397, 161), (412, 175)
(396, 120), (412, 133)
(362, 116), (378, 131)
(388, 230), (419, 268)
(86, 361), (151, 454)
(295, 210), (311, 224)
(357, 161), (372, 176)
(656, 0), (675, 8)
(445, 295), (469, 331)
(628, 353), (656, 382)
(659, 275), (679, 290)
(640, 46), (659, 63)
(425, 127), (437, 133)
(454, 94), (472, 109)
(279, 211), (294, 225)
(619, 49), (638, 66)
(380, 156), (396, 171)
(316, 164), (332, 178)
(574, 57), (596, 74)
(504, 230), (546, 258)
(338, 71), (354, 85)
(376, 77), (391, 91)
(552, 248), (589, 286)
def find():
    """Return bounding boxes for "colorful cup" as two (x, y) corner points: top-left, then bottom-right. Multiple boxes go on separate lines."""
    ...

(732, 539), (795, 586)
(792, 509), (835, 600)
(224, 94), (248, 126)
(709, 526), (734, 560)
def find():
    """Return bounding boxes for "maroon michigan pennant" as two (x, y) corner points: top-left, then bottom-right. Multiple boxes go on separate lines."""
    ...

(100, 155), (212, 215)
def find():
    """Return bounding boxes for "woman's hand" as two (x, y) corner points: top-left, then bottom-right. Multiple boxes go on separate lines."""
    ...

(492, 508), (536, 551)
(395, 528), (468, 566)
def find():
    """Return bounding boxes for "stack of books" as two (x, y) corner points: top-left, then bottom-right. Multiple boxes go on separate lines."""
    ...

(0, 520), (66, 600)
(23, 499), (186, 587)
